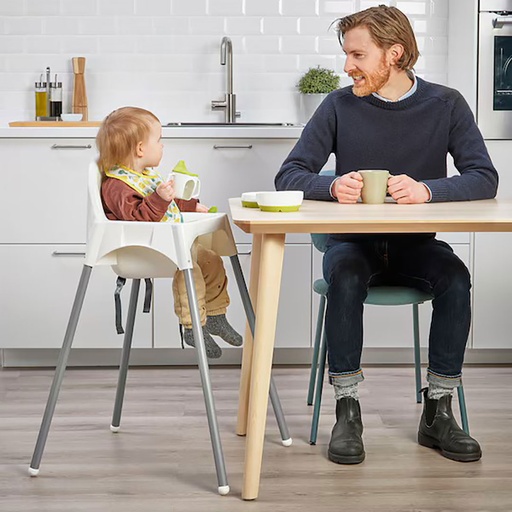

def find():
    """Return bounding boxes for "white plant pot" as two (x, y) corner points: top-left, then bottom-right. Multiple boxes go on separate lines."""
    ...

(300, 93), (327, 124)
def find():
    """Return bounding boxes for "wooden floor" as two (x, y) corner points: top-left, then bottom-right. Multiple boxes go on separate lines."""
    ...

(0, 365), (511, 511)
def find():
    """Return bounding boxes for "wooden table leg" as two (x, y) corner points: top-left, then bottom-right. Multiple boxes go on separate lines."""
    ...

(237, 234), (262, 436)
(242, 233), (285, 501)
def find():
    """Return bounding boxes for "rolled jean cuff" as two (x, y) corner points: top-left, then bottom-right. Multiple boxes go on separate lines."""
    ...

(427, 369), (462, 389)
(328, 368), (364, 387)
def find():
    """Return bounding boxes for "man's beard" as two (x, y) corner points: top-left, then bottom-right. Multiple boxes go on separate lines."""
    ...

(350, 56), (391, 97)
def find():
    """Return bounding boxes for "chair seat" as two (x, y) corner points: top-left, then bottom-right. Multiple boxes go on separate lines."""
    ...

(313, 279), (433, 306)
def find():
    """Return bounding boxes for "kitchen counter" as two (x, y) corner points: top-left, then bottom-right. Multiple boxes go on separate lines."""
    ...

(0, 124), (303, 139)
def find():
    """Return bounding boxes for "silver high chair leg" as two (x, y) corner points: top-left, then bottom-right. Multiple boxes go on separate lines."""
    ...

(29, 265), (93, 476)
(111, 279), (141, 432)
(183, 268), (229, 496)
(229, 255), (292, 446)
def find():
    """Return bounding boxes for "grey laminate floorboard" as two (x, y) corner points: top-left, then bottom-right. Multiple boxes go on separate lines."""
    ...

(0, 366), (511, 512)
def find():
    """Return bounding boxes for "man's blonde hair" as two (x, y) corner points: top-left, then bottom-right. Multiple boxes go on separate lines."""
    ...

(96, 106), (160, 173)
(335, 5), (419, 70)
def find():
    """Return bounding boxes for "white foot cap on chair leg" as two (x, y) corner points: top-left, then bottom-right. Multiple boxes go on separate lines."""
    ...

(281, 437), (293, 447)
(28, 467), (39, 477)
(218, 485), (230, 496)
(110, 425), (120, 433)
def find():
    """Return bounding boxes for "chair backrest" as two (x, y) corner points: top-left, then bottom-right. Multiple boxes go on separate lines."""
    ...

(85, 162), (238, 278)
(311, 168), (336, 253)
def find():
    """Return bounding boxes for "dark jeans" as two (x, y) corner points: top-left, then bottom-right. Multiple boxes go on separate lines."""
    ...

(322, 234), (471, 388)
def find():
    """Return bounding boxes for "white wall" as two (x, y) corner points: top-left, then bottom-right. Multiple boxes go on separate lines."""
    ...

(0, 0), (449, 125)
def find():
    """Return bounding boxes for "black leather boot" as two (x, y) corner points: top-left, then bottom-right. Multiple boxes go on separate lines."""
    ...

(327, 397), (365, 464)
(418, 388), (481, 462)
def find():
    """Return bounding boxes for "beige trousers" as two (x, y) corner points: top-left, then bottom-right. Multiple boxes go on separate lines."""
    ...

(172, 244), (230, 328)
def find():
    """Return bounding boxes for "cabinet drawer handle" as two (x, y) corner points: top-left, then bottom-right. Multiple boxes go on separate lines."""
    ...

(52, 251), (86, 257)
(51, 144), (92, 150)
(213, 144), (253, 149)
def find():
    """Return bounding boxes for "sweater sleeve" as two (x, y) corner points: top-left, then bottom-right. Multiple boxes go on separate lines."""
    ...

(101, 178), (170, 221)
(175, 198), (199, 212)
(275, 93), (339, 201)
(422, 92), (499, 202)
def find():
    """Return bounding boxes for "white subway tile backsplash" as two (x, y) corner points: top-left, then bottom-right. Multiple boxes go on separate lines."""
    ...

(61, 0), (98, 16)
(25, 0), (61, 16)
(99, 0), (135, 16)
(244, 36), (280, 54)
(281, 0), (319, 16)
(245, 0), (280, 16)
(135, 0), (171, 16)
(189, 16), (225, 36)
(0, 3), (24, 16)
(172, 0), (208, 16)
(208, 0), (244, 16)
(45, 17), (82, 35)
(4, 17), (43, 35)
(299, 17), (336, 36)
(0, 0), (451, 123)
(225, 17), (262, 36)
(281, 36), (318, 55)
(262, 17), (298, 36)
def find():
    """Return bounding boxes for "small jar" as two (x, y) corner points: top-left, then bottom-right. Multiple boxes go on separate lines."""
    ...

(35, 81), (48, 119)
(49, 81), (63, 118)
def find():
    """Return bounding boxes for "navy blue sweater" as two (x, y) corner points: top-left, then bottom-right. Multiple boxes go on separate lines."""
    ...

(275, 77), (498, 202)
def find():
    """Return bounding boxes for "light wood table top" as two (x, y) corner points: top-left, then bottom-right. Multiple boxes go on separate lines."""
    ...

(229, 196), (512, 501)
(229, 197), (512, 234)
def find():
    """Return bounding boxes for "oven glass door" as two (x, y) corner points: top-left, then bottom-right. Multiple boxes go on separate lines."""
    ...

(494, 36), (512, 110)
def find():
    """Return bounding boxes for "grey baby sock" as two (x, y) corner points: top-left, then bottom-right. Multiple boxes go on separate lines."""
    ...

(183, 326), (222, 359)
(333, 381), (359, 401)
(205, 314), (243, 347)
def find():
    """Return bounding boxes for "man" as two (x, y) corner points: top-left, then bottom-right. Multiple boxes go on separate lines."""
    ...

(275, 6), (498, 465)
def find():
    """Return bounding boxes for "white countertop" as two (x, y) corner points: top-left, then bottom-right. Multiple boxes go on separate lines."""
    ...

(0, 125), (303, 139)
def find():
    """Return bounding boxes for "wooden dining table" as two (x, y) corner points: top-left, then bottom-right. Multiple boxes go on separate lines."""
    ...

(229, 197), (512, 500)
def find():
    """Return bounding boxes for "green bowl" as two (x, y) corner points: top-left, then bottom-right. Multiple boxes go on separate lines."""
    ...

(259, 205), (301, 212)
(242, 200), (259, 208)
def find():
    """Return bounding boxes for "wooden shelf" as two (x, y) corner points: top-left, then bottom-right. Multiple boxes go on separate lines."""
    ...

(9, 121), (100, 127)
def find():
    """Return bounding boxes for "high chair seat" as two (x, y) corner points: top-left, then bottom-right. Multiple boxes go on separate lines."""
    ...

(28, 162), (291, 496)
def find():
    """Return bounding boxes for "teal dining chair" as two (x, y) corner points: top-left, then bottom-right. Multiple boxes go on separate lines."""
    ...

(307, 171), (469, 445)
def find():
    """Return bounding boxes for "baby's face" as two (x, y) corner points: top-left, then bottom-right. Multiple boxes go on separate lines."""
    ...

(141, 120), (164, 168)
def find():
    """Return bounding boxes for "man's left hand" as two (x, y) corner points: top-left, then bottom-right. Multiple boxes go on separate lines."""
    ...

(387, 175), (431, 204)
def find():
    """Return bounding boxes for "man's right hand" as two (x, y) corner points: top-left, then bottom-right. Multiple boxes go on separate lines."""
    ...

(331, 171), (363, 204)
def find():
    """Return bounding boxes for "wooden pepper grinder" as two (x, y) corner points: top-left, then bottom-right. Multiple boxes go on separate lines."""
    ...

(72, 57), (88, 121)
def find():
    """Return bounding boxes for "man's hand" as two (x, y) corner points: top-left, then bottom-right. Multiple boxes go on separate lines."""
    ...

(387, 174), (430, 204)
(156, 180), (176, 202)
(331, 172), (363, 204)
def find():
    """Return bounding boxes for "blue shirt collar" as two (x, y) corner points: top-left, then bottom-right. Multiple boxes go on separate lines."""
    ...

(372, 71), (417, 102)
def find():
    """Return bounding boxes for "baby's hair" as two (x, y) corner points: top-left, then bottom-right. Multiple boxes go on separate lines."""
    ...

(96, 106), (160, 173)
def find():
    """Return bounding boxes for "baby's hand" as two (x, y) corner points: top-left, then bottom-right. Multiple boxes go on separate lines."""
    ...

(156, 180), (176, 202)
(195, 203), (209, 213)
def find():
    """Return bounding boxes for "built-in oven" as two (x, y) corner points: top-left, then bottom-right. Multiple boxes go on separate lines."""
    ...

(478, 0), (512, 139)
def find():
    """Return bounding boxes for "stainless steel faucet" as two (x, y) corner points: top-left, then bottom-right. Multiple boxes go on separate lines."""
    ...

(211, 36), (240, 123)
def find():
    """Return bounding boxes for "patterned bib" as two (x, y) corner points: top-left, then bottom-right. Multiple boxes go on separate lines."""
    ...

(105, 165), (182, 223)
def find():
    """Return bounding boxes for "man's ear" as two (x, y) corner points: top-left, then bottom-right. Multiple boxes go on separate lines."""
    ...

(388, 44), (404, 66)
(136, 140), (144, 157)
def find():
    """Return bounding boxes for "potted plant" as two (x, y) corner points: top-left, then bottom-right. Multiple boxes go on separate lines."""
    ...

(297, 66), (340, 123)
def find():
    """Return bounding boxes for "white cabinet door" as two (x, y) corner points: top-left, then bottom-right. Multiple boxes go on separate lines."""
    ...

(472, 232), (512, 348)
(160, 138), (306, 243)
(153, 244), (312, 349)
(0, 245), (152, 349)
(0, 139), (95, 244)
(312, 241), (471, 349)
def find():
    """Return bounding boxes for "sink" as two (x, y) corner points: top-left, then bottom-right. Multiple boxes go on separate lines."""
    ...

(163, 122), (297, 127)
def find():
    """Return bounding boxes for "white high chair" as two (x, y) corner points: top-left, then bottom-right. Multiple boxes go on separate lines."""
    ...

(28, 162), (291, 495)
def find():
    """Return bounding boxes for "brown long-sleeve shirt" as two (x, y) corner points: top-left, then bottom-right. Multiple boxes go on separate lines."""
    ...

(101, 177), (199, 222)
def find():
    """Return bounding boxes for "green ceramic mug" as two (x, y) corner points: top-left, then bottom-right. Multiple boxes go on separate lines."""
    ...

(359, 170), (390, 204)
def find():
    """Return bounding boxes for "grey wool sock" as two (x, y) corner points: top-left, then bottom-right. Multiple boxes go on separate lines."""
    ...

(333, 381), (359, 401)
(205, 314), (243, 347)
(427, 383), (454, 400)
(183, 326), (222, 359)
